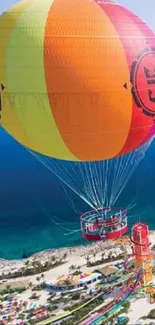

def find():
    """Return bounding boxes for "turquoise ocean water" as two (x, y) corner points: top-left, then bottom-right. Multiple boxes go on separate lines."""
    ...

(0, 128), (155, 260)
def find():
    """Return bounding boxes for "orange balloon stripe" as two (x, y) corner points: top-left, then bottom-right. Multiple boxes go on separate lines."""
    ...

(44, 0), (132, 161)
(101, 3), (154, 156)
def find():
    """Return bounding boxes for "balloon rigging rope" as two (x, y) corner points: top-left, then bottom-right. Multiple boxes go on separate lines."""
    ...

(29, 137), (153, 210)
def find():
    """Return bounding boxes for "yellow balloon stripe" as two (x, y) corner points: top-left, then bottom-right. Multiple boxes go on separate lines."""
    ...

(4, 0), (77, 160)
(0, 0), (34, 144)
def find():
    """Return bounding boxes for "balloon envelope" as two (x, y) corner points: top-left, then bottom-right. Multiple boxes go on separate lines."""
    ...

(0, 0), (155, 161)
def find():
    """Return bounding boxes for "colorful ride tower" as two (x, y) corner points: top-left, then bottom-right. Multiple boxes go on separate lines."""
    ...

(131, 222), (153, 286)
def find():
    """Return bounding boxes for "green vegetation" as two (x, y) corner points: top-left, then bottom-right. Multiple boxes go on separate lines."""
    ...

(69, 264), (81, 275)
(29, 293), (40, 300)
(59, 296), (105, 324)
(60, 301), (130, 325)
(100, 314), (129, 325)
(86, 253), (124, 267)
(122, 301), (131, 313)
(0, 286), (26, 295)
(147, 308), (155, 319)
(71, 292), (81, 300)
(0, 259), (67, 280)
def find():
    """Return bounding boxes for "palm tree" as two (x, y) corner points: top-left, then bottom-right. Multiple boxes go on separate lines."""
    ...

(20, 267), (25, 274)
(85, 255), (90, 266)
(31, 260), (37, 270)
(6, 284), (11, 293)
(41, 273), (45, 287)
(108, 251), (113, 260)
(69, 265), (76, 273)
(101, 253), (105, 261)
(36, 276), (41, 287)
(77, 265), (81, 272)
(41, 273), (45, 282)
(63, 253), (67, 261)
(34, 261), (42, 273)
(51, 255), (56, 264)
(28, 281), (33, 295)
(28, 281), (33, 290)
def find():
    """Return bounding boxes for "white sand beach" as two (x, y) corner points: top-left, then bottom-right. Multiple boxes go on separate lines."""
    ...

(128, 297), (155, 324)
(0, 232), (155, 325)
(0, 240), (125, 284)
(0, 231), (155, 282)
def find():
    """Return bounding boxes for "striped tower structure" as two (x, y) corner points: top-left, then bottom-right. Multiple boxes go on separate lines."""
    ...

(131, 222), (153, 287)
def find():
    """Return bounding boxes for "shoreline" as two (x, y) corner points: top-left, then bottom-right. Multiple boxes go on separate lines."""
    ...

(1, 229), (154, 263)
(0, 236), (127, 262)
(0, 231), (154, 280)
(0, 232), (155, 325)
(0, 237), (128, 279)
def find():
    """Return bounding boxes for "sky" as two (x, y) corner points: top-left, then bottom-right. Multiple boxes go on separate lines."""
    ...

(0, 0), (155, 30)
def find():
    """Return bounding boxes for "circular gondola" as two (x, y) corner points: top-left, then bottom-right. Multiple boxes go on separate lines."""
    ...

(80, 207), (128, 241)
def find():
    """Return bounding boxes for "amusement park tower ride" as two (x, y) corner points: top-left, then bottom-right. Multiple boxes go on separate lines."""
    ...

(131, 222), (153, 286)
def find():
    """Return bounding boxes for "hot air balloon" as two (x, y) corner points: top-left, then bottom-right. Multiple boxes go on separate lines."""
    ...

(0, 0), (155, 241)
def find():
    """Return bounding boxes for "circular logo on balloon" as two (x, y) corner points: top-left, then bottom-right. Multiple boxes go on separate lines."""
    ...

(130, 48), (155, 118)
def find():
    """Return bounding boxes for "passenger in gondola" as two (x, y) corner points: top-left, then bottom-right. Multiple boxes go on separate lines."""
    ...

(95, 217), (99, 224)
(110, 215), (115, 222)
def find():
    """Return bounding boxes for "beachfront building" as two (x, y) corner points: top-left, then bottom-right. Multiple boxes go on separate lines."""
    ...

(45, 271), (102, 293)
(0, 280), (29, 293)
(98, 265), (119, 282)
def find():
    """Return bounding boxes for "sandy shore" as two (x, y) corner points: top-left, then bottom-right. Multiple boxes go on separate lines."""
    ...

(0, 240), (122, 275)
(0, 237), (128, 287)
(0, 232), (155, 324)
(0, 232), (154, 279)
(128, 297), (154, 323)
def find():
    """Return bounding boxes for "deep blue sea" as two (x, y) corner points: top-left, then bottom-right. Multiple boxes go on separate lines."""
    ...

(0, 128), (155, 260)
